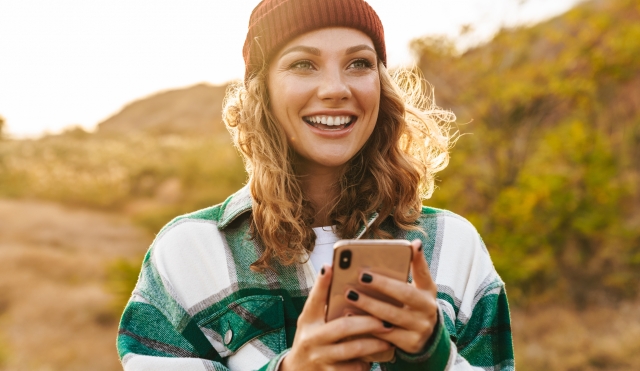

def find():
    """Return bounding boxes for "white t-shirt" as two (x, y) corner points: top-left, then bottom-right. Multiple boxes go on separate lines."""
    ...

(310, 226), (339, 272)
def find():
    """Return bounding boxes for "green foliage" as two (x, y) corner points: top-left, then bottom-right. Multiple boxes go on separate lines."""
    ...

(489, 121), (638, 304)
(416, 0), (640, 306)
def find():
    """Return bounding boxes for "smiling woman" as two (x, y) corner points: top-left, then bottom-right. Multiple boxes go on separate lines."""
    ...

(116, 1), (514, 370)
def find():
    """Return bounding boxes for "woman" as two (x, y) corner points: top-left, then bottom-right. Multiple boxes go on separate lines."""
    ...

(116, 0), (514, 370)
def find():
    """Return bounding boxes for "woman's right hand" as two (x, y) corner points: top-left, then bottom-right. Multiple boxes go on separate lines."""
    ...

(280, 265), (392, 371)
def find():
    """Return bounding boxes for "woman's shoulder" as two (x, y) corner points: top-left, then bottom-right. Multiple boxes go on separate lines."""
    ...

(145, 187), (252, 274)
(417, 205), (484, 245)
(136, 188), (253, 309)
(415, 205), (493, 266)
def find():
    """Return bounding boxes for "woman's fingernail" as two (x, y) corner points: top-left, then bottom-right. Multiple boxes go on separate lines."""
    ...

(418, 243), (423, 252)
(320, 266), (325, 275)
(347, 290), (359, 301)
(383, 321), (393, 328)
(361, 273), (373, 283)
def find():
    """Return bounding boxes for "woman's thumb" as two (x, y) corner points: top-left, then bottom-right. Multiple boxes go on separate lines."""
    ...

(301, 264), (332, 321)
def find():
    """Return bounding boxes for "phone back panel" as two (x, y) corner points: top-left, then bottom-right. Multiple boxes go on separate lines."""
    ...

(325, 239), (412, 322)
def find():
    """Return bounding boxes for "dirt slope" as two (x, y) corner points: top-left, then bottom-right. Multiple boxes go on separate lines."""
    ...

(97, 83), (229, 136)
(0, 199), (151, 371)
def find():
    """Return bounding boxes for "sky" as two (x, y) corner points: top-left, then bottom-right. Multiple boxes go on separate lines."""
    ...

(0, 0), (582, 138)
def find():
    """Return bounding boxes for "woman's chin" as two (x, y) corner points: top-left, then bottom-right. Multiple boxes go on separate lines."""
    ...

(296, 154), (353, 171)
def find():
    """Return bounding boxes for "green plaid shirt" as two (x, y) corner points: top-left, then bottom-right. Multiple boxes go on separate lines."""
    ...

(117, 186), (514, 370)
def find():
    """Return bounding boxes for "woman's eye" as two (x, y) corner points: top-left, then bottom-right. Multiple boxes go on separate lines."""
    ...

(289, 60), (314, 70)
(349, 58), (373, 69)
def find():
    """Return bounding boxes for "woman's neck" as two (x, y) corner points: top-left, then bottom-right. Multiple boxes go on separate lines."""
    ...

(297, 163), (342, 228)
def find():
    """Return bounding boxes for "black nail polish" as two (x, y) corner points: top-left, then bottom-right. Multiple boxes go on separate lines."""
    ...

(347, 290), (359, 301)
(361, 273), (373, 283)
(383, 321), (393, 328)
(320, 267), (325, 275)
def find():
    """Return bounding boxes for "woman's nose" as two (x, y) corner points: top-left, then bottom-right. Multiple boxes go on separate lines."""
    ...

(317, 68), (352, 102)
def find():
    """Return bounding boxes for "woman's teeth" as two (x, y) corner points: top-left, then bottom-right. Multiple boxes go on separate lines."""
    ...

(303, 115), (354, 130)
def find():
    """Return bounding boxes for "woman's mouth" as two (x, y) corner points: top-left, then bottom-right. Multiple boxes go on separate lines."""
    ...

(302, 115), (356, 131)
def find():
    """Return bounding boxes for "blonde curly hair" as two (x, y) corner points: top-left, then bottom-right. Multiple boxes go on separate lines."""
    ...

(223, 60), (455, 271)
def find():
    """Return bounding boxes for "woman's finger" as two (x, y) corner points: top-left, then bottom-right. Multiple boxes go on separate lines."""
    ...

(371, 326), (432, 354)
(410, 239), (437, 291)
(357, 270), (429, 309)
(299, 264), (332, 322)
(320, 337), (392, 364)
(319, 314), (391, 344)
(343, 289), (415, 328)
(333, 360), (374, 371)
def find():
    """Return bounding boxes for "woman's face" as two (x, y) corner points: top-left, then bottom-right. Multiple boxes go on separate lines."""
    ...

(267, 27), (380, 172)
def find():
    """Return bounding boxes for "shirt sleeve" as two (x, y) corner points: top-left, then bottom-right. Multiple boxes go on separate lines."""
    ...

(379, 213), (515, 371)
(380, 282), (513, 371)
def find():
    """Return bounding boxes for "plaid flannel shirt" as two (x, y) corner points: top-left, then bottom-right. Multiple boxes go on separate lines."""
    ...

(117, 186), (514, 370)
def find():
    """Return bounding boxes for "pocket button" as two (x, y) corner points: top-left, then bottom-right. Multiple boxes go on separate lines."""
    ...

(224, 329), (234, 345)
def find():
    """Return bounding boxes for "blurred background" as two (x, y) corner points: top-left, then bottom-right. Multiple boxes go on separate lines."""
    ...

(0, 0), (638, 370)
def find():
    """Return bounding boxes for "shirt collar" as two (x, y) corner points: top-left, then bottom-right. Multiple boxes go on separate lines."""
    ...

(218, 185), (253, 229)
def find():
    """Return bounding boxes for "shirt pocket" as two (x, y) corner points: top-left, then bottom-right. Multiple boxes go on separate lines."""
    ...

(198, 295), (286, 358)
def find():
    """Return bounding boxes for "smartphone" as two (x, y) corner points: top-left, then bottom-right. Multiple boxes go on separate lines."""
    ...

(325, 239), (413, 363)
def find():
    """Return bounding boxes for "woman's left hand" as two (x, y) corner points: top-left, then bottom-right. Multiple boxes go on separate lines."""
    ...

(345, 239), (439, 354)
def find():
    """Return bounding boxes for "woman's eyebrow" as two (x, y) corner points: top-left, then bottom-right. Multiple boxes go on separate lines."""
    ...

(345, 44), (375, 55)
(279, 45), (321, 57)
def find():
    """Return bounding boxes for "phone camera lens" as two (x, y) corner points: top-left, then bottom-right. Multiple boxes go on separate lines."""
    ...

(339, 250), (352, 269)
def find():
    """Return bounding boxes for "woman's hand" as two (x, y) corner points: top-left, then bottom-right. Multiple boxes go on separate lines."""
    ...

(344, 239), (439, 354)
(281, 265), (393, 371)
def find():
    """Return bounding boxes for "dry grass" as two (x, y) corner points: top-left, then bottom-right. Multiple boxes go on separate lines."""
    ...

(0, 198), (151, 371)
(512, 301), (640, 370)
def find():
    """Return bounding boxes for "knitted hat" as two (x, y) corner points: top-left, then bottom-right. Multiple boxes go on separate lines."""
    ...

(243, 0), (386, 82)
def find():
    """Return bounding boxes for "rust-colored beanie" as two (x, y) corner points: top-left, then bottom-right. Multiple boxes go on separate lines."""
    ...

(243, 0), (386, 82)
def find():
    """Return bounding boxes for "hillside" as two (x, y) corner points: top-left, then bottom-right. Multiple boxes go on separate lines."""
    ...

(97, 83), (229, 136)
